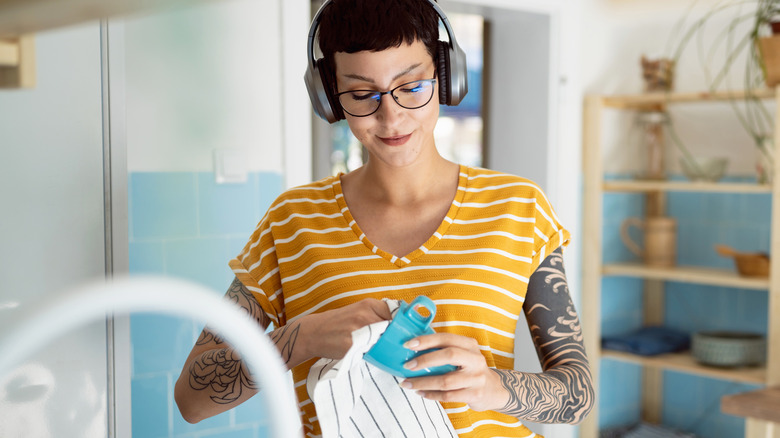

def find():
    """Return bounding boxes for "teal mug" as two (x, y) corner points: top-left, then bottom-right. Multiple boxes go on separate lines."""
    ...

(363, 296), (457, 378)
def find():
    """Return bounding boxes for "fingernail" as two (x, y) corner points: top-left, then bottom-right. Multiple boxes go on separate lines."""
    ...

(404, 339), (420, 349)
(404, 359), (417, 370)
(400, 380), (412, 389)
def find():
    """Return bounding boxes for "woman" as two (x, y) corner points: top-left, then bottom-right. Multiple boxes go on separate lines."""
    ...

(175, 0), (594, 436)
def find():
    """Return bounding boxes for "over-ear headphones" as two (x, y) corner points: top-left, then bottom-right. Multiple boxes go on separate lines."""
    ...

(304, 0), (469, 123)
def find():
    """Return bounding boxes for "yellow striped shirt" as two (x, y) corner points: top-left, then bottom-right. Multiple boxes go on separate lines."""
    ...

(230, 165), (570, 438)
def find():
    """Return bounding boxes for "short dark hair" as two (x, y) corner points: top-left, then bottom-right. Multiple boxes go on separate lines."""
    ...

(317, 0), (440, 73)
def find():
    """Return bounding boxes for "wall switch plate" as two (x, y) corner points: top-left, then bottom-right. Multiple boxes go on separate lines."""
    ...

(214, 149), (248, 184)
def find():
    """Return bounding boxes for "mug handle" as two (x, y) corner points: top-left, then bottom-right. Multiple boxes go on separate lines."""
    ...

(405, 296), (436, 327)
(620, 217), (644, 258)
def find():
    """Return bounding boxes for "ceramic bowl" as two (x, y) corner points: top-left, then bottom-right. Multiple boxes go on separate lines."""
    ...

(692, 331), (766, 367)
(679, 157), (728, 182)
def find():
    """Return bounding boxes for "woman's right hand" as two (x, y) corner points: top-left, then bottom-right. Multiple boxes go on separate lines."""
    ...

(300, 298), (392, 360)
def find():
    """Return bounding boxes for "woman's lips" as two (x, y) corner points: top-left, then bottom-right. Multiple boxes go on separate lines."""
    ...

(378, 133), (411, 146)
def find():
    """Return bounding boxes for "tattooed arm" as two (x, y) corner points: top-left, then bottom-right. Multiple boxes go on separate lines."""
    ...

(175, 277), (392, 423)
(175, 277), (314, 423)
(402, 247), (594, 424)
(174, 278), (269, 423)
(491, 247), (594, 423)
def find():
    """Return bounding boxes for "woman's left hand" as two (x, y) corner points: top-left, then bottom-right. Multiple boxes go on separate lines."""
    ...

(400, 333), (508, 412)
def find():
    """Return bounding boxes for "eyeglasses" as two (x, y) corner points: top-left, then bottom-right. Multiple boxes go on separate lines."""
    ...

(335, 77), (437, 117)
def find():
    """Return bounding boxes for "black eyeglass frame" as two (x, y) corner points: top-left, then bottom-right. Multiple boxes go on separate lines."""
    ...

(334, 77), (438, 118)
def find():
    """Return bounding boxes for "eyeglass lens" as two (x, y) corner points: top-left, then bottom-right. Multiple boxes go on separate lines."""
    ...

(337, 79), (436, 117)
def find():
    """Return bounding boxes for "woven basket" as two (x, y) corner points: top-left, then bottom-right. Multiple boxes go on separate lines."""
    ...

(692, 331), (766, 367)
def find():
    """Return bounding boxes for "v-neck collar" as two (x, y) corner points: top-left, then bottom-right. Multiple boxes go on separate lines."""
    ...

(333, 165), (469, 268)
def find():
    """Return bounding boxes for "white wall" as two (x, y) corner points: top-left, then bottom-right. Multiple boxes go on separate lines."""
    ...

(124, 0), (284, 174)
(485, 10), (550, 186)
(580, 0), (766, 176)
(0, 23), (109, 438)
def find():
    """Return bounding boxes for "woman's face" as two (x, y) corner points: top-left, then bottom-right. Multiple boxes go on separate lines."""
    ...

(333, 40), (440, 170)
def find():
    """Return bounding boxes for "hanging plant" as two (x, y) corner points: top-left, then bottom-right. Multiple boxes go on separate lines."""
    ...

(666, 0), (778, 181)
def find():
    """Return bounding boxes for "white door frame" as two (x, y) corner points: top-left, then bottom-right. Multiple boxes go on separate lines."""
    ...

(440, 2), (583, 437)
(104, 18), (131, 438)
(441, 0), (583, 306)
(440, 0), (582, 285)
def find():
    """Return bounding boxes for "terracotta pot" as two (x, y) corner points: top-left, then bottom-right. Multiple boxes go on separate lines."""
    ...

(771, 20), (780, 35)
(758, 35), (780, 87)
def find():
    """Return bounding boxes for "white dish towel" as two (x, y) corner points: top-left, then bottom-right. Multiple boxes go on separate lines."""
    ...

(307, 300), (458, 438)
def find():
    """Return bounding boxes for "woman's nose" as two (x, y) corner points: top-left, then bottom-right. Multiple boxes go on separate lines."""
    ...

(375, 94), (403, 122)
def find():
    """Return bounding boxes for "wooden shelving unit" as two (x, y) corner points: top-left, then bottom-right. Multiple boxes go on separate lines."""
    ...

(580, 89), (780, 438)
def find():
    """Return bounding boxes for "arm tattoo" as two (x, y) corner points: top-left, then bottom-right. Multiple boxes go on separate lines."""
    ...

(269, 321), (301, 365)
(196, 277), (270, 347)
(187, 277), (304, 403)
(188, 277), (268, 402)
(188, 347), (258, 404)
(494, 248), (594, 424)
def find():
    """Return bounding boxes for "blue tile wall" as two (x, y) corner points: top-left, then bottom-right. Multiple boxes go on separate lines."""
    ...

(130, 173), (199, 240)
(132, 374), (170, 438)
(601, 277), (643, 337)
(131, 314), (197, 376)
(128, 171), (283, 438)
(597, 359), (642, 427)
(661, 372), (753, 438)
(165, 237), (233, 292)
(598, 174), (771, 435)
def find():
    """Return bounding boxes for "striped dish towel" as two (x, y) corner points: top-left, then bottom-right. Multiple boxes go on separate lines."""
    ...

(307, 300), (457, 438)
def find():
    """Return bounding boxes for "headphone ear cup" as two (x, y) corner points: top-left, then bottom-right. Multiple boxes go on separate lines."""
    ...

(318, 58), (344, 121)
(305, 59), (335, 123)
(436, 41), (450, 105)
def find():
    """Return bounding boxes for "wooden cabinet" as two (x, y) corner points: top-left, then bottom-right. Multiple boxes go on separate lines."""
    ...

(580, 89), (780, 438)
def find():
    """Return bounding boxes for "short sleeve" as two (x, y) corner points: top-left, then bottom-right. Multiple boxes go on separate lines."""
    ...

(529, 187), (571, 273)
(228, 212), (286, 327)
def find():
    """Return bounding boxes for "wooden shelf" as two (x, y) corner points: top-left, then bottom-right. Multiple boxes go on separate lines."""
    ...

(604, 180), (771, 194)
(721, 386), (780, 423)
(602, 349), (767, 385)
(602, 263), (770, 290)
(601, 89), (776, 109)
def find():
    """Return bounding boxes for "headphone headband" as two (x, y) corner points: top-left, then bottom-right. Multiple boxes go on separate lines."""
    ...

(305, 0), (469, 123)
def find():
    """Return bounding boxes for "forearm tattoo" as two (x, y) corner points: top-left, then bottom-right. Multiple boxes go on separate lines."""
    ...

(269, 321), (301, 365)
(188, 347), (258, 404)
(494, 248), (594, 424)
(194, 277), (270, 347)
(187, 277), (268, 402)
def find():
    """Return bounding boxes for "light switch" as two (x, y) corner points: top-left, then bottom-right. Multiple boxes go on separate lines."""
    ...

(214, 149), (248, 184)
